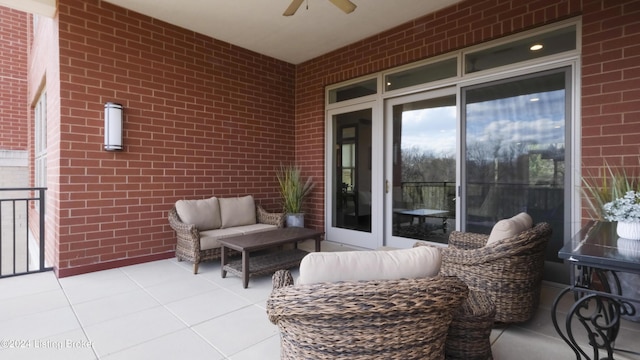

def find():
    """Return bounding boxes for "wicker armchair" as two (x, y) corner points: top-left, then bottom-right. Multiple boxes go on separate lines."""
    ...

(440, 222), (552, 323)
(267, 270), (469, 360)
(168, 205), (284, 274)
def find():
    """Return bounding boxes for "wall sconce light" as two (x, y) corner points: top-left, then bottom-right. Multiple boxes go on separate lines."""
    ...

(104, 102), (123, 151)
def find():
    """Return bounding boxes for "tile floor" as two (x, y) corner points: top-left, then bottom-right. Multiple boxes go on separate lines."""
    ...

(1, 240), (639, 359)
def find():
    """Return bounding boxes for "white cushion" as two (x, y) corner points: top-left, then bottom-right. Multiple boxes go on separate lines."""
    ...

(297, 246), (441, 285)
(199, 228), (245, 250)
(486, 212), (533, 246)
(200, 224), (277, 251)
(175, 197), (221, 231)
(238, 223), (279, 235)
(219, 196), (256, 228)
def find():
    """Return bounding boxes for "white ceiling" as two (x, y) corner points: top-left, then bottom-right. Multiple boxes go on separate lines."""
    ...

(99, 0), (463, 64)
(0, 0), (55, 17)
(2, 0), (463, 64)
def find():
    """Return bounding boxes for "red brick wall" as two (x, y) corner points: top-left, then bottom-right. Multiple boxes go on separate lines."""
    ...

(296, 0), (582, 230)
(26, 0), (640, 276)
(581, 0), (640, 187)
(0, 7), (28, 151)
(51, 0), (295, 276)
(296, 0), (640, 229)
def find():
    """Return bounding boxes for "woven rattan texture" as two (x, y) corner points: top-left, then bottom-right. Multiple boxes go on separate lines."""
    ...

(268, 270), (469, 360)
(440, 222), (552, 323)
(223, 249), (307, 278)
(445, 290), (496, 360)
(168, 205), (284, 273)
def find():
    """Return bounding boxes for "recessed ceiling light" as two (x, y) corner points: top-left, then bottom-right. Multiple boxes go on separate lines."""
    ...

(530, 44), (543, 51)
(530, 98), (540, 102)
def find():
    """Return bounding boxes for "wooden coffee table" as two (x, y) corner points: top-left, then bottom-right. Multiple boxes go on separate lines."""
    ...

(219, 227), (323, 288)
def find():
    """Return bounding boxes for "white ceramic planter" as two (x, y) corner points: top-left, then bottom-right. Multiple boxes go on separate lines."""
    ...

(617, 237), (640, 257)
(615, 224), (640, 322)
(286, 213), (304, 227)
(616, 221), (640, 240)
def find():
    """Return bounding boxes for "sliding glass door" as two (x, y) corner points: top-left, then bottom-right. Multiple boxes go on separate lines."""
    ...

(462, 68), (570, 279)
(324, 23), (578, 283)
(385, 88), (457, 248)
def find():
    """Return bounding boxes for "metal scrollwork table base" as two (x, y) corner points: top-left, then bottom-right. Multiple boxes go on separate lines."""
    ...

(552, 221), (640, 360)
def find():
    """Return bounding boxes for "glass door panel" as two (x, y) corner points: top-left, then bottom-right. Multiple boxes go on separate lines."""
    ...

(462, 69), (569, 268)
(333, 119), (371, 232)
(327, 104), (380, 249)
(385, 90), (457, 247)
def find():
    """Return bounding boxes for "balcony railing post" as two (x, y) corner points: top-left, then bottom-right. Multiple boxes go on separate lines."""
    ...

(0, 187), (50, 278)
(39, 188), (46, 272)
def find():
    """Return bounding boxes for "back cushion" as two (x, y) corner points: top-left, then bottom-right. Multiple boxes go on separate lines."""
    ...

(297, 246), (441, 285)
(510, 211), (533, 230)
(219, 195), (257, 228)
(486, 212), (533, 246)
(175, 197), (221, 231)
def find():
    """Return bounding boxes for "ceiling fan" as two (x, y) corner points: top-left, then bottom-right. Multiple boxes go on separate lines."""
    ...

(283, 0), (357, 16)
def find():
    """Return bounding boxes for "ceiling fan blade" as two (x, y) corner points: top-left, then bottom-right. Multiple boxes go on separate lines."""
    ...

(283, 0), (304, 16)
(328, 0), (357, 14)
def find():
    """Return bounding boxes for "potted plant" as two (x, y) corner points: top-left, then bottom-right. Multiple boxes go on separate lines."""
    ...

(582, 163), (640, 322)
(276, 164), (314, 227)
(582, 164), (640, 228)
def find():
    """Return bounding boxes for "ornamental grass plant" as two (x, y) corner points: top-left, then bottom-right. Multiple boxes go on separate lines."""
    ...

(276, 164), (314, 214)
(582, 162), (640, 221)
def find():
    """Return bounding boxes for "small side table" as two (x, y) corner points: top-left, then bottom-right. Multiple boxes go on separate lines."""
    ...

(445, 290), (496, 360)
(552, 221), (640, 360)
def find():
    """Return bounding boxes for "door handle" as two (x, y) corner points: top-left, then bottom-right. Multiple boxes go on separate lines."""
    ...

(385, 180), (390, 194)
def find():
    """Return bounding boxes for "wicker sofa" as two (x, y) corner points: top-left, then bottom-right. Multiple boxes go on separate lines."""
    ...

(267, 269), (468, 360)
(168, 195), (284, 274)
(440, 219), (552, 323)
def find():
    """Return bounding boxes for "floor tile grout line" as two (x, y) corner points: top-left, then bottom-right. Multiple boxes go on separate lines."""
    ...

(116, 261), (244, 359)
(0, 286), (71, 323)
(55, 274), (101, 359)
(62, 267), (183, 359)
(5, 259), (639, 359)
(85, 265), (218, 359)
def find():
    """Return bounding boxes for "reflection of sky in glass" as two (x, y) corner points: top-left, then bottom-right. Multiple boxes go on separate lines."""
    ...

(399, 89), (565, 157)
(466, 90), (565, 146)
(401, 106), (457, 155)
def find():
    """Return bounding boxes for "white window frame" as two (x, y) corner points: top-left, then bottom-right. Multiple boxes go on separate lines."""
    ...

(324, 18), (582, 246)
(34, 92), (47, 189)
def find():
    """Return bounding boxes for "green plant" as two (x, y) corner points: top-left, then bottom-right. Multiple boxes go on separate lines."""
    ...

(603, 191), (640, 222)
(276, 164), (314, 214)
(582, 163), (640, 220)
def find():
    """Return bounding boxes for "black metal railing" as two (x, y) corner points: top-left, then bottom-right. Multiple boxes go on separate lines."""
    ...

(399, 181), (456, 213)
(0, 187), (51, 278)
(399, 181), (564, 217)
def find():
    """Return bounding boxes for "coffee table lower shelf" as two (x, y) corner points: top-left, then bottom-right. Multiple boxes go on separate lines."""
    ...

(222, 248), (308, 285)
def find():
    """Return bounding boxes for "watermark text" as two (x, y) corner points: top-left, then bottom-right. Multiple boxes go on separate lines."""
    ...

(0, 338), (93, 350)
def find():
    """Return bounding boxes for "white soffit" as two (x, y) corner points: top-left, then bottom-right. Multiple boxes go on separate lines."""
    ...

(0, 0), (55, 17)
(102, 0), (463, 64)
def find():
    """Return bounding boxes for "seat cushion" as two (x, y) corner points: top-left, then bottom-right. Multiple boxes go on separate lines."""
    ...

(219, 195), (257, 228)
(297, 245), (441, 285)
(175, 197), (221, 231)
(238, 223), (279, 235)
(486, 212), (532, 246)
(200, 224), (277, 250)
(199, 228), (245, 250)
